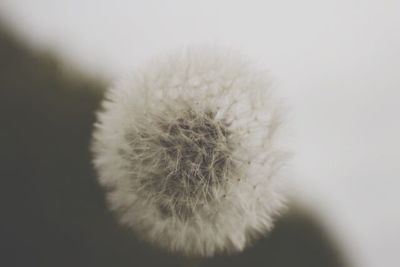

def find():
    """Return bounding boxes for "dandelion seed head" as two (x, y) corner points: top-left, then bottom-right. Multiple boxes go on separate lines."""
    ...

(92, 48), (288, 257)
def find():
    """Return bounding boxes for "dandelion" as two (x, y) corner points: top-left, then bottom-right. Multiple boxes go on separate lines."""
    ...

(91, 48), (288, 257)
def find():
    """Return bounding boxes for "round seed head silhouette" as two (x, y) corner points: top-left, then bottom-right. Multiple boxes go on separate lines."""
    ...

(92, 48), (288, 257)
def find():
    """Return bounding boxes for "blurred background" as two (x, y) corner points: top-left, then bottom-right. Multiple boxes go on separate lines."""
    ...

(0, 1), (399, 266)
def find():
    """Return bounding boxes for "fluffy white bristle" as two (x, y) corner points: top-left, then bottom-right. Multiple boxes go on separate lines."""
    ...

(91, 48), (288, 257)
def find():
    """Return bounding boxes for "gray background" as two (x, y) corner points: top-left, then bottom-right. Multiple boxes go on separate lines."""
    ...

(1, 1), (399, 266)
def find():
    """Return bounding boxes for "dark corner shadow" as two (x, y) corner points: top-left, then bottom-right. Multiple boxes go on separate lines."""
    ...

(199, 206), (349, 267)
(0, 22), (349, 267)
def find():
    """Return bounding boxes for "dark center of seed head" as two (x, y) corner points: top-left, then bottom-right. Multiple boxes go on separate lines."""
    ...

(156, 109), (233, 219)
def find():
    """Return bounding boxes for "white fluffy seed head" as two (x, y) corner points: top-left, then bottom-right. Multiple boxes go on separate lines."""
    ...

(91, 48), (288, 257)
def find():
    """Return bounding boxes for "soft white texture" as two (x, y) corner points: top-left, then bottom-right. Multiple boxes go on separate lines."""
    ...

(91, 48), (288, 257)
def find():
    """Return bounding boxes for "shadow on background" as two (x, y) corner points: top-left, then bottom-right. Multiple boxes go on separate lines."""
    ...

(0, 22), (348, 267)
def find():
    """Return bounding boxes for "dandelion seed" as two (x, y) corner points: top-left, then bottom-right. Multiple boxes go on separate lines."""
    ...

(91, 48), (288, 257)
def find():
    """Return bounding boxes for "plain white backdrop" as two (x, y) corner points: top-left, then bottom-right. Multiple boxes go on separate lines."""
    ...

(1, 1), (399, 266)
